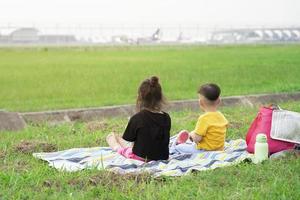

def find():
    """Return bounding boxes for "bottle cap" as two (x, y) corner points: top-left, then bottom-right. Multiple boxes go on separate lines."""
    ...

(256, 133), (267, 143)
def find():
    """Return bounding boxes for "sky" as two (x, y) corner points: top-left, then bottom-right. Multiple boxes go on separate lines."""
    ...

(0, 0), (299, 28)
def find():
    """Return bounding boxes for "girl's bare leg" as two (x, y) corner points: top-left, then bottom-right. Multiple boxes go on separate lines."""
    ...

(106, 133), (122, 151)
(116, 135), (132, 148)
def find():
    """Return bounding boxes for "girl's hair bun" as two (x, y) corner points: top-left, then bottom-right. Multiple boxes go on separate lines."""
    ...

(150, 76), (159, 86)
(137, 75), (165, 111)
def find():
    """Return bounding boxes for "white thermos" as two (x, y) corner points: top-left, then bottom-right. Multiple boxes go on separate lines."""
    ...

(254, 133), (269, 163)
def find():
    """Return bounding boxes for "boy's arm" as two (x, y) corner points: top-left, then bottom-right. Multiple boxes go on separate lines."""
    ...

(192, 116), (208, 143)
(190, 131), (202, 143)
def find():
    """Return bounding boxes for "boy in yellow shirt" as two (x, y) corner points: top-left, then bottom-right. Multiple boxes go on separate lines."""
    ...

(171, 83), (228, 154)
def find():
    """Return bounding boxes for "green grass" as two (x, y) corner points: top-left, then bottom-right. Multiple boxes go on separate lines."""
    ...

(1, 45), (300, 112)
(1, 45), (300, 199)
(1, 101), (300, 199)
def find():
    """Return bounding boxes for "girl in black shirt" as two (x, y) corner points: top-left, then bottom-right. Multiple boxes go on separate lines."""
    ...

(106, 76), (171, 161)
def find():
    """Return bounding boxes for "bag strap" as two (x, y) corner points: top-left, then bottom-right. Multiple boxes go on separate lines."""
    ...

(267, 104), (281, 110)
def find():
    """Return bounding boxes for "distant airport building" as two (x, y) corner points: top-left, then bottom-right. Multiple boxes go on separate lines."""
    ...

(0, 28), (16, 43)
(0, 26), (300, 45)
(0, 27), (77, 44)
(10, 28), (39, 43)
(210, 28), (300, 44)
(39, 35), (77, 43)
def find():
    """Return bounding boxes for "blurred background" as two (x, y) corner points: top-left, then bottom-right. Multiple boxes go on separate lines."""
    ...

(0, 0), (299, 45)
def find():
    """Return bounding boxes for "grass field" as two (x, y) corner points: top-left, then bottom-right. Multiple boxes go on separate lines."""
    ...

(1, 45), (300, 112)
(1, 101), (300, 199)
(1, 45), (300, 199)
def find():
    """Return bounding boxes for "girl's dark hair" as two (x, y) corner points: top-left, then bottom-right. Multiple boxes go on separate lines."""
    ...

(136, 76), (166, 111)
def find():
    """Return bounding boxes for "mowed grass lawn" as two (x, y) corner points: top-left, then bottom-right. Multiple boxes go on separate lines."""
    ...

(0, 45), (300, 112)
(1, 101), (300, 199)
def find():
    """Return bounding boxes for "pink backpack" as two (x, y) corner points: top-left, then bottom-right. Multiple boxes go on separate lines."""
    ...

(246, 106), (295, 154)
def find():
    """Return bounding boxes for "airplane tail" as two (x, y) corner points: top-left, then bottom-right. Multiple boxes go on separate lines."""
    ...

(152, 28), (161, 40)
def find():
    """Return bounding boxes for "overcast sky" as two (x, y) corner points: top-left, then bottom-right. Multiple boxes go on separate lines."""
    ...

(0, 0), (299, 27)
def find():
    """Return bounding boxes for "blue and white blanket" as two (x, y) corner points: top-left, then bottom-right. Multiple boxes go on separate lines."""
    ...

(33, 136), (251, 177)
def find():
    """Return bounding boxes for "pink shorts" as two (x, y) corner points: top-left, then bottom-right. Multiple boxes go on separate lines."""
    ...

(117, 147), (145, 162)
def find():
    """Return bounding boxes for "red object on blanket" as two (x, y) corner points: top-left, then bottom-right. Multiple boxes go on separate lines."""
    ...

(246, 106), (294, 154)
(177, 130), (189, 144)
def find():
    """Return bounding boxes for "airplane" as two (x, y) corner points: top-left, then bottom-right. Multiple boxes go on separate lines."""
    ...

(110, 28), (162, 45)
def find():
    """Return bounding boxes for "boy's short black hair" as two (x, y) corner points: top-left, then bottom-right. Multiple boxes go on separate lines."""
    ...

(198, 83), (221, 101)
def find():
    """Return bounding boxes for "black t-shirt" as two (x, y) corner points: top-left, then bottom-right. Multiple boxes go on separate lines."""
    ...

(122, 110), (171, 161)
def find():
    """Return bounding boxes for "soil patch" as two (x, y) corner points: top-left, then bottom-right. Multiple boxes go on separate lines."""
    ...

(67, 171), (154, 189)
(85, 121), (109, 132)
(0, 150), (6, 159)
(88, 172), (152, 187)
(42, 179), (62, 188)
(14, 140), (57, 154)
(14, 160), (30, 172)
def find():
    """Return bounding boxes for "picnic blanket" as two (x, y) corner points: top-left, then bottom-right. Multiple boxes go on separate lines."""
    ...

(33, 135), (251, 177)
